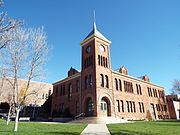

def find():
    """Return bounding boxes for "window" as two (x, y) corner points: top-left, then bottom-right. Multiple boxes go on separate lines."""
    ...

(85, 76), (88, 89)
(105, 58), (108, 68)
(68, 83), (72, 101)
(133, 102), (136, 112)
(124, 81), (133, 93)
(105, 75), (109, 88)
(116, 100), (120, 112)
(100, 56), (103, 66)
(115, 78), (118, 90)
(89, 74), (92, 88)
(136, 84), (142, 95)
(98, 55), (100, 65)
(139, 102), (144, 113)
(48, 89), (51, 96)
(45, 94), (48, 99)
(100, 74), (104, 87)
(120, 100), (124, 112)
(75, 101), (79, 113)
(60, 86), (63, 96)
(55, 86), (58, 97)
(42, 93), (44, 99)
(76, 80), (79, 92)
(126, 101), (130, 112)
(119, 79), (122, 91)
(63, 85), (65, 95)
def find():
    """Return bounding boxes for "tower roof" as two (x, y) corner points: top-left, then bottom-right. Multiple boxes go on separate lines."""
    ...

(83, 21), (111, 44)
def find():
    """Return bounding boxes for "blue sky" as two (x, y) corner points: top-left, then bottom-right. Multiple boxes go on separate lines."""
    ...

(2, 0), (180, 94)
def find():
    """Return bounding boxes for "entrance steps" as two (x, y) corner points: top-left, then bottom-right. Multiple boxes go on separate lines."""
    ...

(69, 116), (131, 124)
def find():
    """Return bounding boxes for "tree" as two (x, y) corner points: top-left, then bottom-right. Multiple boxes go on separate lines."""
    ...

(0, 26), (49, 131)
(171, 79), (180, 94)
(0, 0), (21, 50)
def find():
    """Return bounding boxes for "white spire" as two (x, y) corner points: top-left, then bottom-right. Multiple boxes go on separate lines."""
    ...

(82, 11), (111, 44)
(93, 10), (97, 30)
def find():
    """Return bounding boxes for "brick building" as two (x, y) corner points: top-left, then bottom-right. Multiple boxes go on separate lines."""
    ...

(51, 21), (169, 120)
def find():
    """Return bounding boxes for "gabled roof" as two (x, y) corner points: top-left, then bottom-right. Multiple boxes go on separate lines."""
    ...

(83, 21), (111, 44)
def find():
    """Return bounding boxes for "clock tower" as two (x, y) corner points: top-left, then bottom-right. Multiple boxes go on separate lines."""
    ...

(80, 20), (114, 117)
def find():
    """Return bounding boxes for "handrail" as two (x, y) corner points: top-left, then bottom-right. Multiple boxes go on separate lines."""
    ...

(74, 113), (85, 119)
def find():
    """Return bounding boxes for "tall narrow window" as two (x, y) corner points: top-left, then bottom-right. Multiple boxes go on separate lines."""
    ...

(68, 83), (72, 101)
(133, 102), (136, 112)
(60, 86), (63, 96)
(126, 101), (129, 112)
(105, 58), (108, 68)
(115, 78), (118, 90)
(48, 89), (51, 96)
(116, 100), (120, 112)
(89, 74), (92, 88)
(103, 57), (105, 67)
(85, 76), (88, 89)
(120, 100), (124, 112)
(76, 80), (79, 92)
(136, 84), (139, 94)
(98, 55), (100, 65)
(119, 79), (122, 91)
(100, 56), (103, 66)
(139, 85), (142, 95)
(105, 75), (109, 88)
(139, 102), (142, 113)
(100, 74), (104, 87)
(63, 85), (65, 95)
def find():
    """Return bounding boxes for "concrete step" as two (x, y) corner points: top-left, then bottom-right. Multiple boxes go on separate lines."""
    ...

(69, 116), (131, 124)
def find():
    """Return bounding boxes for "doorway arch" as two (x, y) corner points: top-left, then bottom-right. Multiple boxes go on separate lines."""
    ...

(100, 97), (111, 116)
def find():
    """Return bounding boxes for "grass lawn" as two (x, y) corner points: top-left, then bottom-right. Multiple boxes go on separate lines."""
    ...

(107, 120), (180, 135)
(0, 119), (87, 135)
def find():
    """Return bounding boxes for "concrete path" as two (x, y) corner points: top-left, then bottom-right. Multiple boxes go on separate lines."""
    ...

(80, 124), (111, 135)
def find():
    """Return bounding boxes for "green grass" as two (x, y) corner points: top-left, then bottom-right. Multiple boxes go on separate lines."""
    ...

(107, 121), (180, 135)
(0, 119), (87, 135)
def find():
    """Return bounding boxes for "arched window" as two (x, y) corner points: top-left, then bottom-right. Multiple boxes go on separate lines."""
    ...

(119, 79), (122, 91)
(68, 83), (72, 101)
(115, 78), (118, 90)
(100, 74), (104, 87)
(105, 75), (109, 88)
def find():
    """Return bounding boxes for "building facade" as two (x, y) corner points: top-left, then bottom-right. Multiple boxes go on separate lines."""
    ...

(166, 94), (180, 119)
(51, 22), (169, 120)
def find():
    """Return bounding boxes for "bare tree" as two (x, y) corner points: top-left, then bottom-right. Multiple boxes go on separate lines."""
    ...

(0, 0), (21, 50)
(171, 79), (180, 94)
(0, 26), (49, 131)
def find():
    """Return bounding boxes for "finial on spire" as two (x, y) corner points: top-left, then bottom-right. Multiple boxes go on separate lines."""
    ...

(93, 10), (97, 30)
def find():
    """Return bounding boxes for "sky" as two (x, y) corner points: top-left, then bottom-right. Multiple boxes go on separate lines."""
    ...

(2, 0), (180, 94)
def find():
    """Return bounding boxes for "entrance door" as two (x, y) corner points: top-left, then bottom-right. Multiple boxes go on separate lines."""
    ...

(101, 100), (108, 116)
(87, 99), (93, 116)
(150, 103), (156, 119)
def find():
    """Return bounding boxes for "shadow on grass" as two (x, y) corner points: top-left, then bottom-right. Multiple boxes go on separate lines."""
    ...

(45, 132), (81, 135)
(110, 130), (153, 135)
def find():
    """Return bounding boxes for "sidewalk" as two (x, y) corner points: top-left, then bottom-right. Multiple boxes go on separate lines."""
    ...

(80, 124), (111, 135)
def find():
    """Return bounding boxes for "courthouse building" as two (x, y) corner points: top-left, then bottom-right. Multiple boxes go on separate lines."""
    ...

(51, 21), (169, 120)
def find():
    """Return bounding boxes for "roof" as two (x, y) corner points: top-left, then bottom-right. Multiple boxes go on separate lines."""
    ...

(83, 21), (111, 43)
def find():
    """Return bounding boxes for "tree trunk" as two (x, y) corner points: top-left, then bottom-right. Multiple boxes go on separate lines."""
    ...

(14, 108), (20, 132)
(6, 105), (11, 125)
